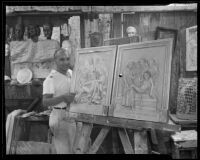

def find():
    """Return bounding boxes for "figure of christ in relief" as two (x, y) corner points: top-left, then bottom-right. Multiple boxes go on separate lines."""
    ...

(74, 57), (107, 105)
(121, 58), (159, 111)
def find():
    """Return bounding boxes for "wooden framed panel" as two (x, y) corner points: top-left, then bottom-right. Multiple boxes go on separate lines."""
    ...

(186, 26), (197, 71)
(104, 36), (141, 46)
(155, 27), (179, 114)
(155, 26), (178, 51)
(110, 39), (173, 123)
(70, 45), (117, 116)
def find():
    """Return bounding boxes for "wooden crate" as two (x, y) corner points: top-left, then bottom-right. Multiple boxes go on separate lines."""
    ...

(171, 130), (197, 159)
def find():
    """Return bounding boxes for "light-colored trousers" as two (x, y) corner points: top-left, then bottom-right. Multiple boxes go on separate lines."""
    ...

(49, 109), (76, 154)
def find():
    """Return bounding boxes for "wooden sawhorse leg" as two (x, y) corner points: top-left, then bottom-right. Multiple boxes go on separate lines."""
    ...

(118, 128), (149, 154)
(74, 122), (149, 154)
(74, 122), (111, 154)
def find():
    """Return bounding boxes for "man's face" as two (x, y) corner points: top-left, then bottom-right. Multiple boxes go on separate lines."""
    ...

(127, 28), (137, 37)
(28, 25), (37, 37)
(43, 25), (52, 39)
(55, 52), (71, 71)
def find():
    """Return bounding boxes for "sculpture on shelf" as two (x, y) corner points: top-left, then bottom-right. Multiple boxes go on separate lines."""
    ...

(36, 25), (41, 37)
(89, 32), (103, 47)
(14, 23), (25, 41)
(27, 24), (39, 42)
(61, 23), (74, 69)
(6, 24), (10, 43)
(8, 27), (15, 42)
(43, 23), (53, 40)
(5, 43), (11, 77)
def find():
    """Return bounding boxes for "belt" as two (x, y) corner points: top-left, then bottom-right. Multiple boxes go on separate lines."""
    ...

(54, 107), (67, 110)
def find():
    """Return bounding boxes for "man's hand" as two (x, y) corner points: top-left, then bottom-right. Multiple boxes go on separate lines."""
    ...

(62, 92), (76, 104)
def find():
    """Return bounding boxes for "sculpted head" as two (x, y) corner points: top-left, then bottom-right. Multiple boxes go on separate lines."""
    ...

(14, 23), (25, 41)
(43, 23), (53, 39)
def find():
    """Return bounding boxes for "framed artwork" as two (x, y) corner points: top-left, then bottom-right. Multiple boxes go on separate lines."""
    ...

(70, 45), (117, 116)
(155, 26), (178, 51)
(186, 26), (197, 71)
(109, 38), (173, 123)
(89, 32), (103, 47)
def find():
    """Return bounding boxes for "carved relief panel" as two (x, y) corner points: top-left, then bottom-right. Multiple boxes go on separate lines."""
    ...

(110, 39), (173, 122)
(186, 26), (197, 71)
(70, 45), (117, 116)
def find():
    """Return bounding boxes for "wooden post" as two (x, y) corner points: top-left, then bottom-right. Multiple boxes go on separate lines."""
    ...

(88, 126), (110, 154)
(73, 122), (83, 152)
(80, 14), (85, 48)
(112, 128), (120, 154)
(134, 130), (148, 154)
(118, 128), (134, 154)
(75, 123), (93, 154)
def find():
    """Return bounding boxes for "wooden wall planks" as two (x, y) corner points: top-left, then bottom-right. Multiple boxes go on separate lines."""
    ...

(112, 11), (197, 114)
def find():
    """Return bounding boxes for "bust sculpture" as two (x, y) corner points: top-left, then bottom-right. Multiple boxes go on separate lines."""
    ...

(43, 23), (53, 40)
(27, 24), (39, 42)
(14, 23), (25, 41)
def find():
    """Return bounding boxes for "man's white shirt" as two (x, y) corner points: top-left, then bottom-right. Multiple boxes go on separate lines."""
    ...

(43, 69), (72, 108)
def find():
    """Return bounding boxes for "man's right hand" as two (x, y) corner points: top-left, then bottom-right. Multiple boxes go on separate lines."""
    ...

(62, 93), (76, 104)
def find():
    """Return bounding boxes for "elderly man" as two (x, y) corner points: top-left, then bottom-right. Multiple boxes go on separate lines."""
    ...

(126, 26), (142, 42)
(43, 48), (76, 154)
(126, 26), (137, 37)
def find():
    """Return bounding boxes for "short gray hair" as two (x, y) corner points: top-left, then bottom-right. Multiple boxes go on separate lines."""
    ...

(54, 48), (70, 59)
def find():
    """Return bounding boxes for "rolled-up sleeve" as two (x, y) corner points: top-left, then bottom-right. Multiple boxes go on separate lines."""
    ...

(43, 77), (54, 95)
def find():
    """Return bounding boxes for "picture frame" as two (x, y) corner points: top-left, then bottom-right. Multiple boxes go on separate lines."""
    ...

(70, 45), (117, 116)
(155, 26), (178, 52)
(109, 38), (173, 123)
(186, 25), (197, 71)
(155, 26), (179, 114)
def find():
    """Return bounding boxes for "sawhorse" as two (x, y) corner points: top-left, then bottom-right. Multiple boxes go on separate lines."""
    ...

(69, 113), (181, 154)
(74, 123), (149, 154)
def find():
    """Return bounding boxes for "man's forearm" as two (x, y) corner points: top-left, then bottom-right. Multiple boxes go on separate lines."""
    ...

(43, 95), (65, 107)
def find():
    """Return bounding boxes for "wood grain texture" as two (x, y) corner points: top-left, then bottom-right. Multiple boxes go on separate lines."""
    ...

(88, 126), (110, 154)
(111, 39), (173, 123)
(73, 122), (83, 152)
(70, 45), (117, 116)
(118, 128), (134, 154)
(68, 112), (181, 132)
(75, 123), (93, 154)
(112, 12), (197, 110)
(6, 5), (197, 15)
(112, 128), (121, 154)
(134, 131), (148, 154)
